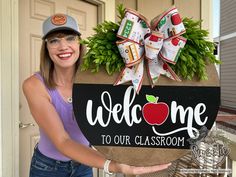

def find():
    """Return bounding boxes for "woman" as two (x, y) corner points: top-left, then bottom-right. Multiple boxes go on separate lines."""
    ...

(23, 13), (171, 177)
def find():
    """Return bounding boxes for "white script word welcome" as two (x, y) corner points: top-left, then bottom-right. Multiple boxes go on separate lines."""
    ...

(85, 86), (208, 138)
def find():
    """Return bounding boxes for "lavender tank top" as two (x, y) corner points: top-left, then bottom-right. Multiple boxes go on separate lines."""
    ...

(35, 72), (89, 161)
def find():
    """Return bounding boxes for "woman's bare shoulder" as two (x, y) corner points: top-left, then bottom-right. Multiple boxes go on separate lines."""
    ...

(22, 74), (49, 99)
(23, 75), (41, 91)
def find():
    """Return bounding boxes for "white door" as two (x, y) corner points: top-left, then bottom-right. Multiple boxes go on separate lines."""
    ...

(19, 0), (97, 176)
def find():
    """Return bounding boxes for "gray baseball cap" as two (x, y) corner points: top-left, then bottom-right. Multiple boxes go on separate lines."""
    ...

(42, 13), (81, 39)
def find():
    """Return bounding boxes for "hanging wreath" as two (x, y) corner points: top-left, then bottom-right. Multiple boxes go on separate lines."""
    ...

(80, 4), (220, 81)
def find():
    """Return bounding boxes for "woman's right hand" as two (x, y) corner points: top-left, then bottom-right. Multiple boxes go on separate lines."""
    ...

(111, 161), (171, 175)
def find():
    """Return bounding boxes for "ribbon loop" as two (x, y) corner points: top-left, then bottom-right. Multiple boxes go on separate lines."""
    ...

(117, 39), (144, 67)
(159, 36), (187, 64)
(151, 7), (186, 39)
(115, 6), (186, 94)
(117, 8), (151, 45)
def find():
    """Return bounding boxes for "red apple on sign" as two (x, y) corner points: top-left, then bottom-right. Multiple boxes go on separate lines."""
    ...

(142, 95), (169, 125)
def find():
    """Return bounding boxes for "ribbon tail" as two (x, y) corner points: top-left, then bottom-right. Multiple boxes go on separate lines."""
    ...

(159, 58), (181, 81)
(147, 57), (181, 87)
(114, 60), (144, 94)
(144, 31), (164, 87)
(146, 58), (160, 87)
(132, 60), (144, 94)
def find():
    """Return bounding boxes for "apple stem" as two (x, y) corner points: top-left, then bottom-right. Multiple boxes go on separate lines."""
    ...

(156, 97), (159, 103)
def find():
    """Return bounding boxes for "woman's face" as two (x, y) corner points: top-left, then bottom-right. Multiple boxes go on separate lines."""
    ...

(46, 32), (80, 69)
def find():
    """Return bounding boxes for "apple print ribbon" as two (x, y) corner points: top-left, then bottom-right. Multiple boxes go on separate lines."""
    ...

(114, 7), (187, 94)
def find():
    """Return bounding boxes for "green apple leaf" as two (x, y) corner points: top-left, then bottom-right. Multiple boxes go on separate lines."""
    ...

(146, 95), (157, 103)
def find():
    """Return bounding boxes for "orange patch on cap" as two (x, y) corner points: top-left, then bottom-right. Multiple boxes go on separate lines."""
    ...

(51, 14), (67, 26)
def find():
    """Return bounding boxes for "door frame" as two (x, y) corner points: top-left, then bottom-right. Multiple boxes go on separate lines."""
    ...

(0, 0), (115, 177)
(0, 0), (19, 177)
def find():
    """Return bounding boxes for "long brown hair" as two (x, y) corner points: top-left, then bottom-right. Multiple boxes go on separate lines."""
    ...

(39, 31), (86, 89)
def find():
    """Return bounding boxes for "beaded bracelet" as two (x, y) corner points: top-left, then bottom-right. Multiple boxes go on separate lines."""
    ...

(104, 159), (114, 175)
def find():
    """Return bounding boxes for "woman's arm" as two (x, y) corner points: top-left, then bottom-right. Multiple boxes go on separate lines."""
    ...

(23, 75), (170, 175)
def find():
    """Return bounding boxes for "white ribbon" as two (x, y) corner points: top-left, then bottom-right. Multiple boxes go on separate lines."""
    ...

(114, 6), (186, 94)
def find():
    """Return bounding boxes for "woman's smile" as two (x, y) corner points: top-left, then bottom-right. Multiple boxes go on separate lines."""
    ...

(57, 52), (73, 60)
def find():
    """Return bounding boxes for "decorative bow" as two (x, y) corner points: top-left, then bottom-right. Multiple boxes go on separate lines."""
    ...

(114, 7), (187, 94)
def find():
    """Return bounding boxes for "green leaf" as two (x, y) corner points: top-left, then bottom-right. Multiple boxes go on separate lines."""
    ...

(117, 4), (125, 24)
(82, 8), (221, 79)
(171, 17), (221, 80)
(146, 95), (157, 103)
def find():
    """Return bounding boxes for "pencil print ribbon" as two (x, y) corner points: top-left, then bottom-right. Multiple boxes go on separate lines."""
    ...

(114, 7), (187, 94)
